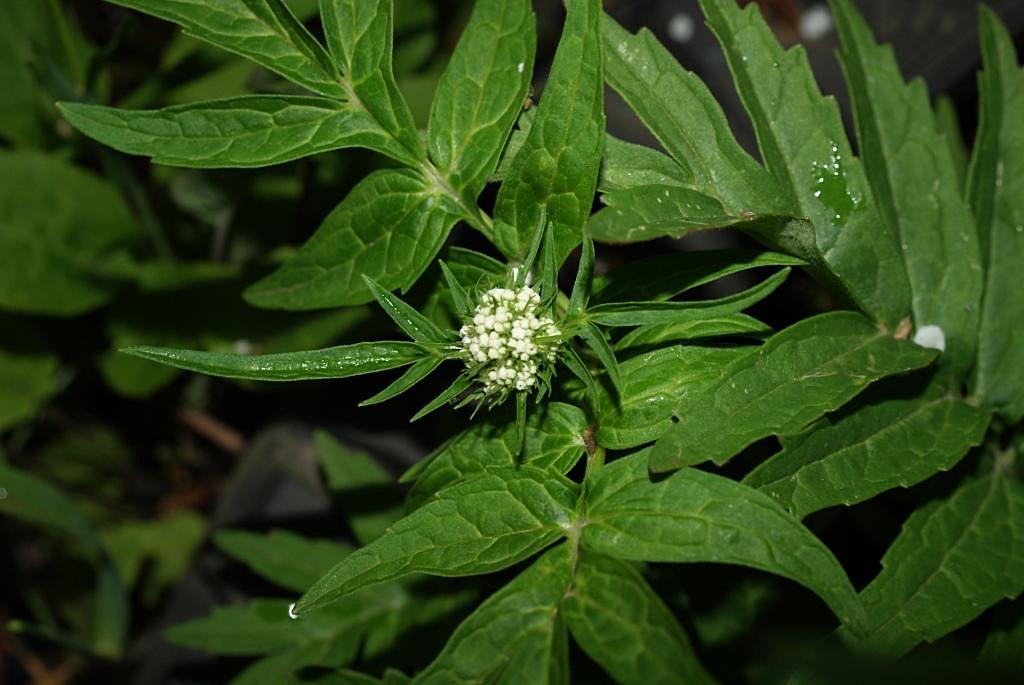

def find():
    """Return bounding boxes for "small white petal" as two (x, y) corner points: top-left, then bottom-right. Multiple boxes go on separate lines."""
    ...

(913, 325), (946, 352)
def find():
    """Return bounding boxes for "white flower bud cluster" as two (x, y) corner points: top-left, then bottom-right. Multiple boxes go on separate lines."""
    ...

(459, 286), (561, 394)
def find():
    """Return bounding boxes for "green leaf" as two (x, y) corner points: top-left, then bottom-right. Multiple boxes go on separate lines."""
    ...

(831, 0), (982, 378)
(122, 340), (427, 381)
(410, 373), (473, 422)
(405, 402), (588, 508)
(295, 467), (578, 614)
(586, 267), (789, 327)
(592, 249), (805, 304)
(699, 0), (911, 328)
(58, 96), (418, 168)
(567, 233), (595, 317)
(597, 134), (690, 193)
(968, 8), (1024, 422)
(934, 97), (969, 192)
(650, 311), (937, 472)
(744, 373), (992, 518)
(363, 277), (449, 342)
(601, 15), (783, 212)
(109, 0), (344, 98)
(840, 470), (1024, 659)
(215, 529), (352, 593)
(0, 151), (139, 316)
(493, 0), (604, 260)
(583, 450), (866, 632)
(427, 0), (536, 199)
(315, 431), (403, 545)
(564, 550), (718, 685)
(588, 184), (735, 243)
(614, 315), (772, 353)
(245, 169), (463, 309)
(579, 323), (621, 394)
(412, 545), (572, 685)
(0, 462), (101, 556)
(360, 357), (444, 406)
(319, 0), (421, 156)
(0, 319), (59, 431)
(596, 345), (753, 451)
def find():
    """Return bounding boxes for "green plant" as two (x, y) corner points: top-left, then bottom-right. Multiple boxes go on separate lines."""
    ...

(5, 0), (1024, 682)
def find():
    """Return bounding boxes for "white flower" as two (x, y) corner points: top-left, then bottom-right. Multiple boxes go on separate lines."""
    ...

(459, 285), (560, 396)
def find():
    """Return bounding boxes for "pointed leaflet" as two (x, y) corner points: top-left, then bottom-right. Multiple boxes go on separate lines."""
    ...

(564, 550), (718, 685)
(968, 9), (1024, 422)
(493, 0), (603, 260)
(650, 311), (937, 472)
(583, 451), (865, 631)
(123, 340), (427, 381)
(427, 0), (536, 200)
(215, 529), (351, 593)
(405, 402), (587, 509)
(579, 323), (621, 395)
(588, 184), (733, 243)
(363, 277), (448, 342)
(934, 97), (969, 191)
(294, 467), (578, 614)
(245, 169), (464, 309)
(586, 267), (789, 327)
(592, 249), (805, 304)
(699, 0), (911, 328)
(410, 374), (473, 422)
(412, 546), (572, 685)
(108, 0), (344, 98)
(601, 14), (783, 213)
(596, 345), (753, 451)
(614, 315), (772, 353)
(831, 0), (981, 378)
(319, 0), (421, 157)
(840, 470), (1024, 659)
(360, 358), (443, 406)
(58, 97), (418, 168)
(744, 373), (991, 518)
(598, 134), (690, 193)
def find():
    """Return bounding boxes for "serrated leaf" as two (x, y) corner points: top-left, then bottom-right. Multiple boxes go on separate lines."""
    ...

(744, 373), (992, 518)
(319, 0), (421, 157)
(427, 0), (536, 200)
(614, 315), (772, 353)
(586, 267), (789, 327)
(0, 151), (139, 316)
(294, 467), (578, 614)
(583, 450), (866, 632)
(592, 249), (805, 304)
(245, 169), (463, 309)
(699, 0), (911, 328)
(493, 0), (604, 260)
(564, 550), (718, 685)
(405, 402), (587, 508)
(109, 0), (343, 98)
(831, 0), (982, 378)
(596, 345), (753, 450)
(123, 340), (427, 381)
(601, 15), (782, 212)
(598, 134), (690, 193)
(412, 545), (572, 685)
(968, 8), (1024, 422)
(58, 96), (418, 168)
(650, 311), (937, 472)
(215, 529), (352, 593)
(315, 431), (403, 545)
(840, 470), (1024, 659)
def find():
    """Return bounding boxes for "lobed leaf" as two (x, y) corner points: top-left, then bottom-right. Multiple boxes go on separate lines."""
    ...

(245, 169), (464, 309)
(650, 311), (937, 472)
(967, 8), (1024, 422)
(123, 340), (428, 381)
(699, 0), (911, 328)
(744, 373), (991, 518)
(493, 0), (604, 260)
(831, 0), (982, 378)
(427, 0), (536, 200)
(582, 451), (866, 632)
(564, 550), (718, 685)
(294, 467), (578, 614)
(109, 0), (344, 98)
(411, 546), (572, 685)
(841, 470), (1024, 659)
(58, 97), (418, 168)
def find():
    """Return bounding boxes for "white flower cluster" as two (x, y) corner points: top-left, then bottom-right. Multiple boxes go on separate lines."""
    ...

(459, 286), (561, 394)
